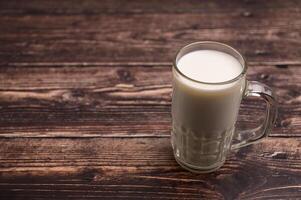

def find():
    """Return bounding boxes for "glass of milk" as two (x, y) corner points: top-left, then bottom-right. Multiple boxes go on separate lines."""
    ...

(171, 41), (277, 173)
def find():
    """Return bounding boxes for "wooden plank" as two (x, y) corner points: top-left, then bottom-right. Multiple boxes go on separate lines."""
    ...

(0, 63), (299, 137)
(0, 0), (300, 15)
(0, 1), (300, 63)
(0, 137), (300, 199)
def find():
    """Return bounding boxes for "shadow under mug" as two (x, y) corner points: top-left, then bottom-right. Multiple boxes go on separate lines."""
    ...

(171, 41), (277, 173)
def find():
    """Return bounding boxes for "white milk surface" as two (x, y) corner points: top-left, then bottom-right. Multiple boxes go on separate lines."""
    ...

(177, 50), (242, 83)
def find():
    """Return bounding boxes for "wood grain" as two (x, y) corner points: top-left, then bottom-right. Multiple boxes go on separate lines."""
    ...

(1, 0), (300, 15)
(0, 0), (300, 199)
(0, 1), (300, 63)
(0, 63), (300, 138)
(0, 137), (300, 200)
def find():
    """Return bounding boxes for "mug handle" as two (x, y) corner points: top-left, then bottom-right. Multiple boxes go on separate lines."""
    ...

(231, 81), (278, 150)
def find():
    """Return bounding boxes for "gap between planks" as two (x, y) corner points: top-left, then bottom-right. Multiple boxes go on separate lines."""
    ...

(0, 134), (298, 139)
(0, 134), (171, 139)
(5, 61), (301, 67)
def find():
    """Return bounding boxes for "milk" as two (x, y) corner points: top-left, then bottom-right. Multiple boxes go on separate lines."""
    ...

(177, 50), (242, 83)
(171, 49), (246, 171)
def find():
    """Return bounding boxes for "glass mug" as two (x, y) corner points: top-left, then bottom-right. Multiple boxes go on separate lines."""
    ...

(171, 41), (277, 173)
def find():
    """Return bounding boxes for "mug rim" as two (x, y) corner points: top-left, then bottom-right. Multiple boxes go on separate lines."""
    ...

(173, 41), (248, 85)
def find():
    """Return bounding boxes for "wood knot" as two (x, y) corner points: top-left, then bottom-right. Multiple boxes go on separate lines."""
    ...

(275, 64), (288, 69)
(117, 69), (134, 82)
(288, 89), (300, 98)
(81, 168), (101, 182)
(281, 119), (291, 128)
(71, 89), (85, 97)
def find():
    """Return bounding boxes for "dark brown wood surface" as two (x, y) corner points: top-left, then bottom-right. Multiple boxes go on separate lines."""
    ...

(0, 0), (300, 199)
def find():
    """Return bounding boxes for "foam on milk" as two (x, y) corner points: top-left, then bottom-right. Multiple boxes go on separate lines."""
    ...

(177, 50), (242, 83)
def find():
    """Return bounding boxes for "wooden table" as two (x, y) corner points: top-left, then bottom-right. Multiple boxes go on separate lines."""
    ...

(0, 0), (300, 199)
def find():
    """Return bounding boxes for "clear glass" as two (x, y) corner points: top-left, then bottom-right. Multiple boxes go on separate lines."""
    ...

(171, 41), (277, 173)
